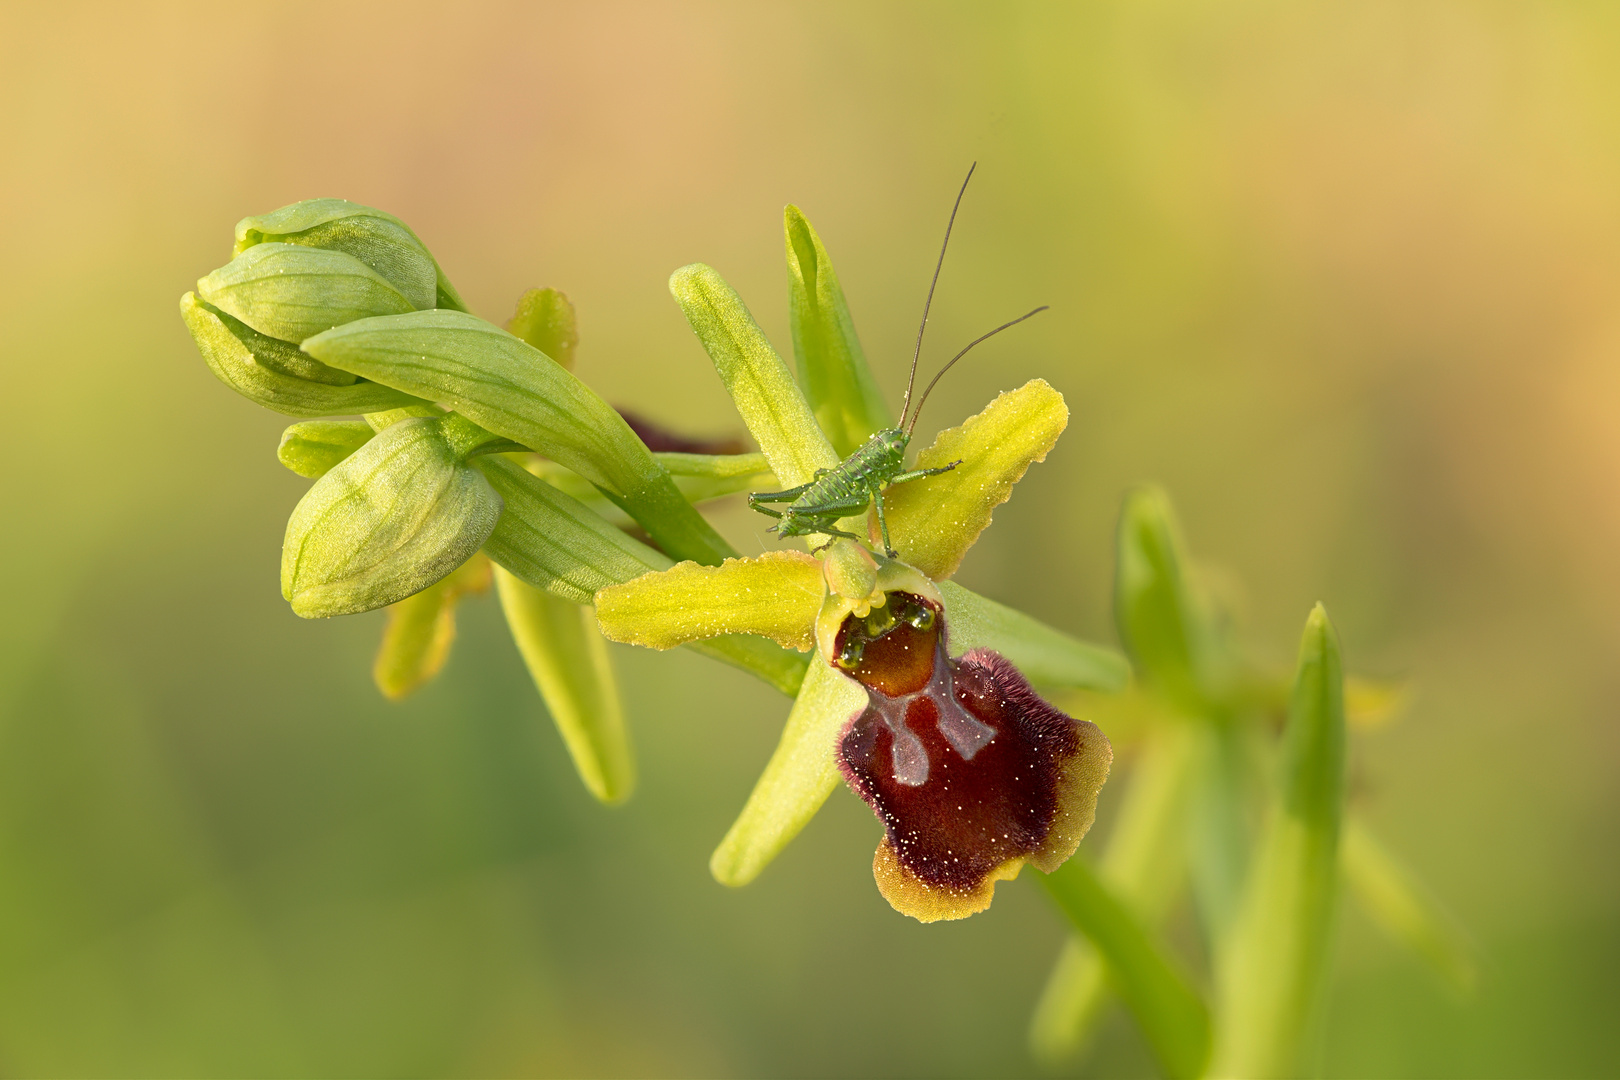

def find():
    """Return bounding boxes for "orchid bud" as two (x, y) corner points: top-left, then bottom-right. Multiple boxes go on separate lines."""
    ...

(233, 199), (443, 311)
(281, 415), (503, 618)
(197, 242), (419, 345)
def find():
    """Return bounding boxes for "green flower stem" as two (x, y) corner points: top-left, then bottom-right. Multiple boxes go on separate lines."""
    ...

(303, 309), (736, 567)
(477, 456), (807, 693)
(783, 206), (891, 456)
(668, 263), (839, 489)
(1342, 816), (1476, 993)
(1040, 856), (1212, 1080)
(1115, 486), (1221, 713)
(940, 581), (1129, 691)
(1211, 604), (1346, 1079)
(1030, 724), (1196, 1064)
(496, 567), (636, 805)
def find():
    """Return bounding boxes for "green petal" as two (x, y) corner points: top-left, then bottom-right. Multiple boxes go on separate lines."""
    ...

(281, 417), (502, 618)
(668, 263), (838, 488)
(505, 287), (578, 370)
(709, 659), (869, 886)
(1342, 817), (1475, 993)
(198, 243), (418, 343)
(181, 293), (423, 418)
(595, 552), (824, 652)
(784, 206), (892, 456)
(277, 420), (375, 478)
(496, 568), (635, 804)
(1212, 604), (1347, 1079)
(1040, 857), (1211, 1080)
(940, 581), (1129, 691)
(884, 379), (1068, 580)
(304, 309), (734, 566)
(372, 553), (492, 700)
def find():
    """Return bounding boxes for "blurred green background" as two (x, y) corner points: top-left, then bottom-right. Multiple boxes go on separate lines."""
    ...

(2, 2), (1617, 1075)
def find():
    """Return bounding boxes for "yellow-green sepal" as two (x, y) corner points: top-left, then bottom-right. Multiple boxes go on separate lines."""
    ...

(595, 552), (825, 653)
(198, 243), (419, 344)
(496, 568), (635, 805)
(709, 659), (869, 886)
(883, 379), (1068, 580)
(277, 420), (375, 478)
(668, 263), (838, 489)
(281, 416), (502, 618)
(784, 206), (891, 456)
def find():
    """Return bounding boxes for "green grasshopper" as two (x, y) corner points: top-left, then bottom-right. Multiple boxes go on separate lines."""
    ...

(749, 164), (1048, 557)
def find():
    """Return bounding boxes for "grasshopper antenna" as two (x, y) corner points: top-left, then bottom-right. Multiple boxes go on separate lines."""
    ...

(901, 162), (977, 430)
(905, 305), (1049, 436)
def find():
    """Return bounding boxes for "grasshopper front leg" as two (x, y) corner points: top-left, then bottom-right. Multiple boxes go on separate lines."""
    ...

(870, 480), (897, 557)
(888, 458), (962, 486)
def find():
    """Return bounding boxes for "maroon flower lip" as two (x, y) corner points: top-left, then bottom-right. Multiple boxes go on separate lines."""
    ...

(833, 592), (1112, 921)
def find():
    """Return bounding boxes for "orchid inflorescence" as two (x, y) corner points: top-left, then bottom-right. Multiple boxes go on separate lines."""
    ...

(182, 192), (1467, 1078)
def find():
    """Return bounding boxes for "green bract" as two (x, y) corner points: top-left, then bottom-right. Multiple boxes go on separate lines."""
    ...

(303, 309), (735, 567)
(281, 415), (503, 618)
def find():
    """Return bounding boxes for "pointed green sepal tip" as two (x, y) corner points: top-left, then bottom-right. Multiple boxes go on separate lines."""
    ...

(1211, 602), (1348, 1079)
(506, 287), (578, 370)
(180, 292), (423, 418)
(197, 243), (419, 345)
(498, 568), (636, 805)
(277, 420), (375, 478)
(1113, 486), (1209, 709)
(373, 552), (492, 700)
(234, 198), (441, 311)
(710, 660), (869, 886)
(668, 262), (838, 489)
(783, 205), (891, 456)
(281, 416), (503, 619)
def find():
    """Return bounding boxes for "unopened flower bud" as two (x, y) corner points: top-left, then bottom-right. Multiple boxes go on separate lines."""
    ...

(281, 415), (503, 618)
(197, 242), (418, 344)
(233, 199), (442, 312)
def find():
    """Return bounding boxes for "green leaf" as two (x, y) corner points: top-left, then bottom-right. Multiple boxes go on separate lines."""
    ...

(1040, 857), (1211, 1080)
(496, 567), (635, 804)
(1212, 604), (1347, 1079)
(1114, 486), (1216, 712)
(939, 580), (1129, 691)
(1031, 726), (1196, 1064)
(198, 243), (419, 344)
(304, 309), (735, 566)
(181, 293), (424, 418)
(372, 553), (492, 699)
(709, 660), (868, 886)
(883, 379), (1068, 581)
(277, 421), (375, 478)
(595, 552), (824, 653)
(234, 197), (467, 313)
(784, 206), (892, 456)
(505, 287), (578, 370)
(668, 263), (839, 489)
(1342, 817), (1475, 993)
(658, 451), (775, 503)
(281, 417), (502, 618)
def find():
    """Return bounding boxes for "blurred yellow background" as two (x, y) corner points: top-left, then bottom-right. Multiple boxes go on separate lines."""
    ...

(2, 2), (1616, 1075)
